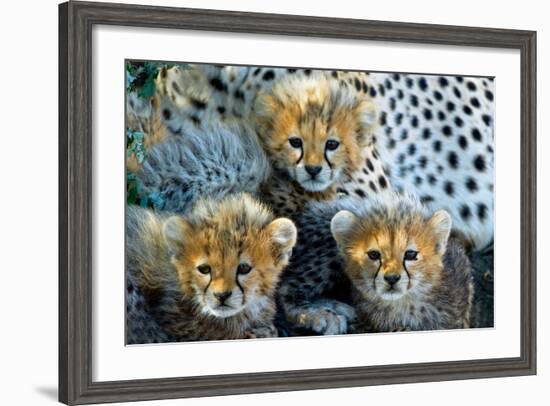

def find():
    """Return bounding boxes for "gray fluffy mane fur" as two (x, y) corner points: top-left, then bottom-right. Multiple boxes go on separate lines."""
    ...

(138, 122), (270, 215)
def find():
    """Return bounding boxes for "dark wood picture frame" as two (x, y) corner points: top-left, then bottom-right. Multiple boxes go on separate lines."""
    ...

(59, 1), (537, 404)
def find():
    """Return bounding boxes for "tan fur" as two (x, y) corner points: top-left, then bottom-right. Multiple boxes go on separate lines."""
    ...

(254, 72), (377, 194)
(127, 194), (297, 341)
(331, 195), (472, 332)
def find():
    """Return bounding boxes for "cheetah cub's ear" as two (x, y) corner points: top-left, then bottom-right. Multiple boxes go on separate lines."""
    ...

(163, 216), (192, 254)
(428, 210), (452, 255)
(267, 218), (297, 258)
(330, 210), (357, 247)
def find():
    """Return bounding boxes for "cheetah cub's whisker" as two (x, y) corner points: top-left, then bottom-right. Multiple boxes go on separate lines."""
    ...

(331, 193), (474, 332)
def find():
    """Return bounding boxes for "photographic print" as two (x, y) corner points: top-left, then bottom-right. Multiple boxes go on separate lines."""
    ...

(125, 61), (494, 344)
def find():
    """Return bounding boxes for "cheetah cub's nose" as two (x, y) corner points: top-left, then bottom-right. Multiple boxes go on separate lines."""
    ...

(384, 273), (401, 286)
(214, 291), (233, 304)
(305, 165), (322, 178)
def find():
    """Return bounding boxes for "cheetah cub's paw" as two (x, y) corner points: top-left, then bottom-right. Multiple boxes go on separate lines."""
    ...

(244, 324), (278, 339)
(288, 299), (356, 336)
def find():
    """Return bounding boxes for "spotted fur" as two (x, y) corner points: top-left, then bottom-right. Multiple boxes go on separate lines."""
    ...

(154, 65), (493, 249)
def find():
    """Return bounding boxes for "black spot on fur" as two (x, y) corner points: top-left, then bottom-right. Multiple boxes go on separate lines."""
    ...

(447, 151), (459, 169)
(485, 90), (494, 101)
(460, 205), (472, 220)
(406, 77), (413, 88)
(439, 77), (449, 87)
(379, 176), (388, 189)
(369, 86), (377, 97)
(482, 114), (492, 126)
(466, 81), (477, 91)
(262, 70), (275, 81)
(422, 128), (431, 139)
(287, 68), (297, 73)
(210, 77), (228, 92)
(433, 140), (442, 152)
(418, 156), (427, 168)
(444, 181), (454, 196)
(418, 77), (428, 91)
(427, 174), (437, 185)
(446, 101), (455, 112)
(408, 143), (416, 156)
(471, 128), (482, 142)
(466, 177), (478, 192)
(433, 90), (443, 101)
(252, 68), (262, 76)
(470, 97), (480, 108)
(442, 125), (452, 137)
(355, 189), (366, 198)
(369, 181), (377, 192)
(410, 95), (419, 107)
(379, 111), (387, 126)
(423, 109), (433, 120)
(473, 155), (486, 172)
(477, 203), (488, 221)
(366, 158), (374, 172)
(217, 106), (226, 114)
(354, 78), (362, 92)
(304, 69), (312, 76)
(190, 98), (207, 109)
(162, 108), (171, 120)
(458, 135), (468, 150)
(411, 116), (419, 128)
(420, 195), (434, 203)
(454, 116), (464, 127)
(463, 105), (473, 115)
(395, 113), (403, 125)
(453, 87), (462, 98)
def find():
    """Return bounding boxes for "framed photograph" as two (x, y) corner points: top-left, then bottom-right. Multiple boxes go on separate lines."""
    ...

(59, 1), (536, 404)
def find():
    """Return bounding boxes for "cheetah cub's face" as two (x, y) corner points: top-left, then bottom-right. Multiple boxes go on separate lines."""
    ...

(255, 73), (376, 192)
(164, 194), (297, 318)
(331, 200), (452, 301)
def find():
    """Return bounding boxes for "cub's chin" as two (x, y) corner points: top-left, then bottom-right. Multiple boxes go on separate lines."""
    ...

(205, 304), (243, 318)
(378, 289), (406, 301)
(299, 178), (333, 192)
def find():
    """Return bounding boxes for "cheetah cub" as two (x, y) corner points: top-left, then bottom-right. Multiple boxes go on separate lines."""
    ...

(331, 194), (473, 332)
(127, 194), (297, 341)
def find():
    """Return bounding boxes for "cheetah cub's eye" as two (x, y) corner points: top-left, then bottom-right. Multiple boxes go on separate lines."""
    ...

(367, 250), (381, 260)
(325, 140), (340, 151)
(237, 263), (252, 275)
(197, 264), (212, 275)
(404, 250), (418, 261)
(288, 137), (303, 149)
